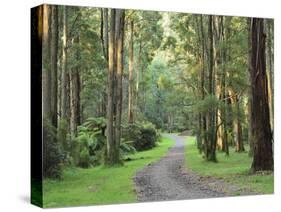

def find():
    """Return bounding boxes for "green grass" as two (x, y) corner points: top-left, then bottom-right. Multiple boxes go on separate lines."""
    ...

(185, 136), (274, 194)
(43, 137), (174, 208)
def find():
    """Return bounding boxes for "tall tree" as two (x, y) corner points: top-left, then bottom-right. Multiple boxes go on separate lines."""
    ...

(106, 9), (116, 165)
(213, 16), (224, 152)
(221, 16), (229, 155)
(100, 8), (109, 62)
(70, 35), (81, 136)
(265, 20), (274, 132)
(136, 41), (142, 108)
(199, 15), (207, 155)
(115, 10), (125, 162)
(61, 5), (70, 122)
(206, 15), (217, 162)
(99, 8), (109, 117)
(128, 20), (134, 123)
(105, 9), (125, 165)
(233, 94), (244, 152)
(42, 4), (51, 121)
(42, 4), (63, 179)
(70, 9), (81, 136)
(50, 5), (59, 128)
(250, 18), (273, 171)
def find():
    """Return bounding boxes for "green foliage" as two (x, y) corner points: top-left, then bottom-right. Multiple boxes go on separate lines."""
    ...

(57, 119), (70, 151)
(123, 122), (160, 151)
(120, 141), (136, 156)
(82, 117), (106, 132)
(71, 117), (140, 167)
(43, 120), (64, 179)
(142, 54), (177, 129)
(79, 147), (90, 168)
(192, 95), (219, 113)
(71, 117), (107, 167)
(69, 137), (80, 166)
(135, 128), (158, 151)
(74, 125), (105, 168)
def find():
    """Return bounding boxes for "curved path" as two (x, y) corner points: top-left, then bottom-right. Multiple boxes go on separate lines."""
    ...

(134, 134), (252, 202)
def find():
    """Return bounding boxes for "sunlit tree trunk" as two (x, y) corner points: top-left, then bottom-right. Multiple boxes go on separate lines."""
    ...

(213, 16), (224, 152)
(128, 20), (134, 123)
(115, 9), (125, 163)
(106, 9), (125, 165)
(61, 6), (69, 121)
(265, 20), (274, 132)
(59, 5), (71, 151)
(106, 9), (116, 165)
(136, 40), (142, 114)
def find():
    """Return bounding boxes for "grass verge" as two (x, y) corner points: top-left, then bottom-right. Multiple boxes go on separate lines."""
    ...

(43, 137), (174, 208)
(185, 136), (273, 194)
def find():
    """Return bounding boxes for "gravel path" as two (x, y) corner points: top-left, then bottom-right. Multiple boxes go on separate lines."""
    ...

(134, 134), (255, 202)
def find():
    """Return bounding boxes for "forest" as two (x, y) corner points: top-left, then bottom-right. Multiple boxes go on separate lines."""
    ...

(32, 4), (274, 207)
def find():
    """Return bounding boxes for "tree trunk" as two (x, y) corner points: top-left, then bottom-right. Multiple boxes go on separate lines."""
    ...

(233, 95), (245, 152)
(104, 8), (109, 62)
(265, 20), (274, 132)
(50, 5), (58, 128)
(207, 15), (217, 162)
(199, 15), (207, 156)
(106, 9), (115, 165)
(42, 5), (51, 121)
(128, 20), (134, 123)
(136, 41), (142, 107)
(222, 16), (229, 155)
(247, 18), (254, 157)
(100, 8), (109, 118)
(61, 5), (69, 121)
(100, 9), (106, 61)
(105, 9), (126, 165)
(213, 16), (224, 152)
(70, 34), (81, 136)
(115, 10), (125, 162)
(100, 8), (110, 63)
(250, 18), (273, 172)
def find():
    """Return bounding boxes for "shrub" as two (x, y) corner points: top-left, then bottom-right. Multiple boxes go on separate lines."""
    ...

(43, 120), (64, 179)
(122, 123), (141, 141)
(57, 119), (75, 166)
(122, 122), (160, 151)
(74, 131), (98, 168)
(72, 119), (107, 168)
(120, 141), (136, 156)
(57, 119), (69, 151)
(134, 127), (157, 151)
(70, 118), (158, 168)
(69, 137), (80, 166)
(79, 147), (90, 168)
